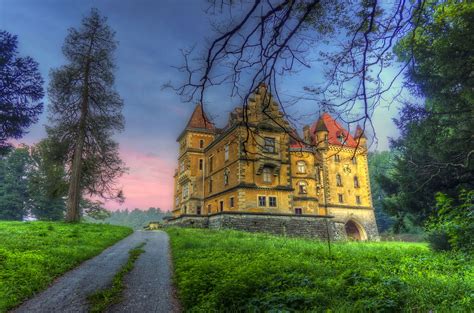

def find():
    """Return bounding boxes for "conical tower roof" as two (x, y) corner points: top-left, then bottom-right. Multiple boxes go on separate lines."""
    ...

(185, 103), (215, 130)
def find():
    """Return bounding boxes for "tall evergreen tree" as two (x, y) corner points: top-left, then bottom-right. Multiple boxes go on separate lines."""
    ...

(47, 9), (125, 222)
(0, 146), (31, 220)
(0, 31), (44, 152)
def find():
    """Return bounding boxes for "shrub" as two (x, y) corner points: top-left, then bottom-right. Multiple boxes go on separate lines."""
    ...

(426, 190), (474, 252)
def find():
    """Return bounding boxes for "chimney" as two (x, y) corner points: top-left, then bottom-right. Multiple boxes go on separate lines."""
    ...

(303, 125), (311, 143)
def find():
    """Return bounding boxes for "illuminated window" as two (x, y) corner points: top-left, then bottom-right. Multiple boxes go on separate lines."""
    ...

(336, 173), (342, 187)
(297, 161), (307, 173)
(298, 181), (308, 194)
(258, 196), (266, 207)
(263, 167), (272, 183)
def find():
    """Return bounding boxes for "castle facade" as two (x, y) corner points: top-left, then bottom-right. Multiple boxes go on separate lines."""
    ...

(172, 84), (378, 240)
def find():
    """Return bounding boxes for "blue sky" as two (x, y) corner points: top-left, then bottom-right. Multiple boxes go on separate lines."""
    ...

(0, 0), (402, 210)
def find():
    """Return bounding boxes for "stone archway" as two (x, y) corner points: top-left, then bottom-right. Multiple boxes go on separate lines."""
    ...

(344, 220), (367, 240)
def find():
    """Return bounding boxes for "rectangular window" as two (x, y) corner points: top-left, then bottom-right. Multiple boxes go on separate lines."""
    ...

(334, 154), (340, 162)
(209, 179), (213, 193)
(269, 196), (277, 207)
(219, 200), (224, 212)
(199, 159), (203, 170)
(196, 206), (201, 215)
(295, 208), (302, 215)
(263, 137), (276, 153)
(209, 156), (214, 172)
(338, 193), (344, 203)
(258, 196), (266, 207)
(224, 144), (229, 161)
(356, 195), (361, 205)
(230, 197), (234, 208)
(207, 204), (211, 214)
(263, 167), (272, 183)
(352, 157), (357, 165)
(199, 139), (204, 149)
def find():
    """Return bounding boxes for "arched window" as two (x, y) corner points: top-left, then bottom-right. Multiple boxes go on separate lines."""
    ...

(298, 181), (308, 194)
(296, 161), (307, 173)
(224, 169), (229, 186)
(354, 176), (360, 188)
(263, 167), (272, 183)
(336, 173), (342, 187)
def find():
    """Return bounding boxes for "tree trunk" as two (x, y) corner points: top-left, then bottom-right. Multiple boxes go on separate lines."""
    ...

(65, 61), (90, 223)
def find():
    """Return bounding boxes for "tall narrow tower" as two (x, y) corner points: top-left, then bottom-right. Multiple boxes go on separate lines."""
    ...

(173, 103), (216, 216)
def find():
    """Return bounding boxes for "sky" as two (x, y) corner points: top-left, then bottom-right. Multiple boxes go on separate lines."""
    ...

(0, 0), (402, 211)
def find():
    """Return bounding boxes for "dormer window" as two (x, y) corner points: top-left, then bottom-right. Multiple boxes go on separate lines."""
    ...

(263, 167), (272, 183)
(297, 161), (307, 174)
(263, 137), (276, 153)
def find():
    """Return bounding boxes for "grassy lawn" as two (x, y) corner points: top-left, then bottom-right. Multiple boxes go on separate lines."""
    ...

(0, 221), (132, 312)
(167, 228), (473, 312)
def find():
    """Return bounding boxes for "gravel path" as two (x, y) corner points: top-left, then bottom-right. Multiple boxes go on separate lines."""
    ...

(13, 230), (179, 313)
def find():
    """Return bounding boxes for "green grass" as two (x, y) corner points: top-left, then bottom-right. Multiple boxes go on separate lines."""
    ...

(0, 221), (132, 312)
(88, 242), (145, 313)
(167, 228), (473, 312)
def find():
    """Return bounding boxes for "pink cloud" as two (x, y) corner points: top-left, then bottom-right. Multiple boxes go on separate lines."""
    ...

(104, 149), (176, 211)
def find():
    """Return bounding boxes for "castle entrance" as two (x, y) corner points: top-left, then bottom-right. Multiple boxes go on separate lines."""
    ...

(345, 220), (364, 240)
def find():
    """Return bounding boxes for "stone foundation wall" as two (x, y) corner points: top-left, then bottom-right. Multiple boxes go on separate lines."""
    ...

(166, 212), (349, 241)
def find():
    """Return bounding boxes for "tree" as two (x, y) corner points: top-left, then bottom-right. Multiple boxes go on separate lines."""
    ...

(0, 145), (31, 220)
(380, 1), (474, 227)
(28, 139), (68, 220)
(81, 199), (111, 220)
(0, 31), (44, 151)
(169, 0), (427, 147)
(47, 9), (125, 222)
(367, 151), (395, 232)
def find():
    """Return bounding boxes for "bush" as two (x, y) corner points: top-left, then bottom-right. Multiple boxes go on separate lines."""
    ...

(426, 190), (474, 252)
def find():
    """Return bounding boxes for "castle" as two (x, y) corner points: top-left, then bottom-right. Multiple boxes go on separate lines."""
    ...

(170, 84), (379, 240)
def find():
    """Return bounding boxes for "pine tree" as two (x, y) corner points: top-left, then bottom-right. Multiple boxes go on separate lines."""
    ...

(47, 9), (125, 222)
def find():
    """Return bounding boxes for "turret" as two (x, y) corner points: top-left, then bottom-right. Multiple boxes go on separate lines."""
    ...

(313, 118), (328, 149)
(303, 125), (311, 143)
(354, 125), (367, 148)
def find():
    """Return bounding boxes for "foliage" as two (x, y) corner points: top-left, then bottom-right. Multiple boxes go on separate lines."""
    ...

(167, 228), (473, 312)
(28, 139), (68, 220)
(87, 208), (170, 230)
(381, 1), (474, 227)
(426, 190), (474, 252)
(367, 151), (395, 232)
(0, 31), (44, 151)
(47, 8), (125, 221)
(0, 146), (31, 220)
(88, 242), (145, 313)
(81, 199), (111, 220)
(0, 221), (131, 312)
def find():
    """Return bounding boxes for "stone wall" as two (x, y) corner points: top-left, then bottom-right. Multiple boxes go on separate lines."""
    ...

(166, 212), (351, 241)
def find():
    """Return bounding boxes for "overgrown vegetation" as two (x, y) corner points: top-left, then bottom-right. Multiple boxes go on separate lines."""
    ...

(86, 208), (170, 230)
(0, 221), (132, 312)
(88, 242), (145, 313)
(167, 228), (473, 312)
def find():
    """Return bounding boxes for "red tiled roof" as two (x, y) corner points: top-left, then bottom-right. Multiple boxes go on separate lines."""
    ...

(186, 103), (215, 130)
(310, 113), (358, 148)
